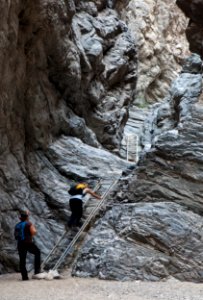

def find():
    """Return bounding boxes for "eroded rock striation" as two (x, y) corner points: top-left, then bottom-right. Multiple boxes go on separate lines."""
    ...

(0, 0), (201, 283)
(72, 54), (203, 282)
(73, 202), (203, 281)
(177, 0), (203, 58)
(0, 0), (137, 273)
(72, 0), (203, 281)
(126, 0), (189, 104)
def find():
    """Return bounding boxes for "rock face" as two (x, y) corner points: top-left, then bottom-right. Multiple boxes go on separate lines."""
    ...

(73, 202), (203, 281)
(0, 0), (137, 151)
(72, 54), (203, 282)
(0, 0), (201, 283)
(71, 0), (203, 280)
(0, 0), (137, 273)
(126, 0), (189, 104)
(177, 0), (203, 58)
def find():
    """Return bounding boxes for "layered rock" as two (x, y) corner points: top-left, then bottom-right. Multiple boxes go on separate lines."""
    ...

(73, 202), (203, 281)
(72, 54), (203, 282)
(0, 0), (137, 152)
(72, 0), (203, 281)
(126, 0), (189, 104)
(0, 0), (137, 273)
(0, 0), (200, 282)
(177, 0), (203, 58)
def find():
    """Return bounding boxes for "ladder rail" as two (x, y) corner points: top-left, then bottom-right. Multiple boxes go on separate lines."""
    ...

(52, 178), (118, 271)
(41, 179), (102, 270)
(126, 134), (139, 162)
(41, 231), (67, 270)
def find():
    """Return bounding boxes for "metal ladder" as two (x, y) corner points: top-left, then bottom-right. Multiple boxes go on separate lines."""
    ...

(126, 134), (139, 163)
(41, 180), (101, 271)
(41, 178), (119, 272)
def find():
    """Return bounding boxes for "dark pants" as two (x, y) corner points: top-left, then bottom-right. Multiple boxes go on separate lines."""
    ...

(18, 241), (41, 280)
(68, 198), (83, 227)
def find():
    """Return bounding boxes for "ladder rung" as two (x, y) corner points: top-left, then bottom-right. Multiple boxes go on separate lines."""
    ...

(52, 178), (119, 271)
(41, 179), (102, 270)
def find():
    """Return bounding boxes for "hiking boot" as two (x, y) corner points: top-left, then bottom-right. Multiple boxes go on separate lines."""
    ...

(32, 272), (47, 279)
(22, 277), (29, 281)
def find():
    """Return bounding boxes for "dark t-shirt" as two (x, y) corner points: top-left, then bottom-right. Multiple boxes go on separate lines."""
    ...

(24, 221), (32, 243)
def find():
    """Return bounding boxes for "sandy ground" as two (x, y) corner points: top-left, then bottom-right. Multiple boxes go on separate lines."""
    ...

(1, 271), (203, 300)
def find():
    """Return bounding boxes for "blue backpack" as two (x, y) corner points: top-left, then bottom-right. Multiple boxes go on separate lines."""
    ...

(14, 221), (27, 241)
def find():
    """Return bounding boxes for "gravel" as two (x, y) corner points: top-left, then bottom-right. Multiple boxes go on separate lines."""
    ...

(1, 271), (203, 300)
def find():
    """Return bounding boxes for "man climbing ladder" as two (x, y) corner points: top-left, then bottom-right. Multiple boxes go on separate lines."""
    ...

(41, 178), (118, 275)
(68, 183), (102, 228)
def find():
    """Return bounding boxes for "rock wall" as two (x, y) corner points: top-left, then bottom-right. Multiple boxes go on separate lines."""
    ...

(0, 0), (198, 281)
(177, 0), (203, 58)
(0, 0), (137, 273)
(126, 0), (189, 104)
(72, 0), (203, 282)
(72, 54), (203, 281)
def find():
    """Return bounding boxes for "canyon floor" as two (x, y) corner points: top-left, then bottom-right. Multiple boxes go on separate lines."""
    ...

(0, 270), (203, 300)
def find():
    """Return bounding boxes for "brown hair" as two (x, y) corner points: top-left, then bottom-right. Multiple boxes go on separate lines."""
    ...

(19, 210), (29, 221)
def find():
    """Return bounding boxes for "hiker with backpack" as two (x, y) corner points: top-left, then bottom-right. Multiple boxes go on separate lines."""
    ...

(14, 210), (44, 280)
(68, 183), (102, 228)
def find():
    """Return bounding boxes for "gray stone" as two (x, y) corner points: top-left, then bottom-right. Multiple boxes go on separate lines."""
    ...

(177, 0), (203, 57)
(72, 202), (203, 281)
(182, 53), (202, 74)
(2, 0), (203, 285)
(72, 53), (203, 281)
(0, 0), (137, 273)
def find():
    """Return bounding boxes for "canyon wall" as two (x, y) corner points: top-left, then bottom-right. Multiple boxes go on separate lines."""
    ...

(0, 0), (199, 281)
(71, 0), (203, 281)
(73, 53), (203, 282)
(126, 0), (189, 104)
(0, 0), (137, 273)
(177, 0), (203, 59)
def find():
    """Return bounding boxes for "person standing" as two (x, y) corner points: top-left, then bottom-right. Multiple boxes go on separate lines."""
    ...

(14, 210), (44, 280)
(68, 183), (102, 228)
